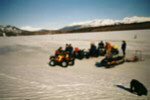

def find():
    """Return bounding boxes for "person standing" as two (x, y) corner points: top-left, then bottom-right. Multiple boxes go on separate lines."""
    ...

(105, 42), (112, 56)
(121, 40), (126, 56)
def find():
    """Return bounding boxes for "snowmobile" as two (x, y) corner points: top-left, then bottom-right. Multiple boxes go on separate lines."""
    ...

(73, 49), (85, 60)
(100, 55), (125, 67)
(49, 54), (75, 67)
(73, 49), (90, 60)
(85, 49), (101, 58)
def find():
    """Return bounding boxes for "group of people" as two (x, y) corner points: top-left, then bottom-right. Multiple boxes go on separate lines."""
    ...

(89, 40), (126, 57)
(105, 40), (126, 57)
(54, 44), (74, 61)
(55, 44), (73, 55)
(54, 40), (126, 60)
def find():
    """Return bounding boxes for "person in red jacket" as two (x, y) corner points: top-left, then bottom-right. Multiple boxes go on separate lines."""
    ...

(74, 47), (79, 52)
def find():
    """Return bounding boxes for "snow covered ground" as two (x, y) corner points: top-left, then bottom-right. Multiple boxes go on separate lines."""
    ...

(0, 29), (150, 100)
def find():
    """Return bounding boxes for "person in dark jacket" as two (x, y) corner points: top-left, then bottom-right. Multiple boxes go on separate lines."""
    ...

(65, 44), (69, 52)
(89, 43), (97, 56)
(67, 44), (73, 57)
(98, 41), (104, 49)
(121, 40), (126, 57)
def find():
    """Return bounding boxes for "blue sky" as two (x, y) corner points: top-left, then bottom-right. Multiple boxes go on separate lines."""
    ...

(0, 0), (150, 29)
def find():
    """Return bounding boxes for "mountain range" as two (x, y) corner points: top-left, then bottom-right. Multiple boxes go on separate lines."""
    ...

(1, 17), (150, 36)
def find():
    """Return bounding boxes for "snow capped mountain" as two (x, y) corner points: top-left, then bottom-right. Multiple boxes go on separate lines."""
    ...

(69, 19), (120, 27)
(61, 16), (150, 30)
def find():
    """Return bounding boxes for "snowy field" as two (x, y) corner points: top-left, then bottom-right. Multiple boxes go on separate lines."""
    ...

(0, 30), (150, 100)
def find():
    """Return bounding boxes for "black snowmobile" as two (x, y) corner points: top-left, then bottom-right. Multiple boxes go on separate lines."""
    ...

(73, 49), (90, 60)
(100, 55), (125, 67)
(73, 49), (85, 60)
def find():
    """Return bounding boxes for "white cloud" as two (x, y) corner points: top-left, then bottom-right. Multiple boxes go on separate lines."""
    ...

(68, 16), (150, 27)
(20, 26), (43, 31)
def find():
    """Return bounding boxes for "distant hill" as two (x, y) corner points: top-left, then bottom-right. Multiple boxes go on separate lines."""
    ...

(1, 22), (150, 36)
(0, 25), (51, 36)
(0, 25), (37, 36)
(0, 25), (22, 36)
(61, 25), (83, 31)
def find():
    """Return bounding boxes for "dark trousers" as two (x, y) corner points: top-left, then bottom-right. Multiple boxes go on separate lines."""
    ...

(122, 49), (126, 56)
